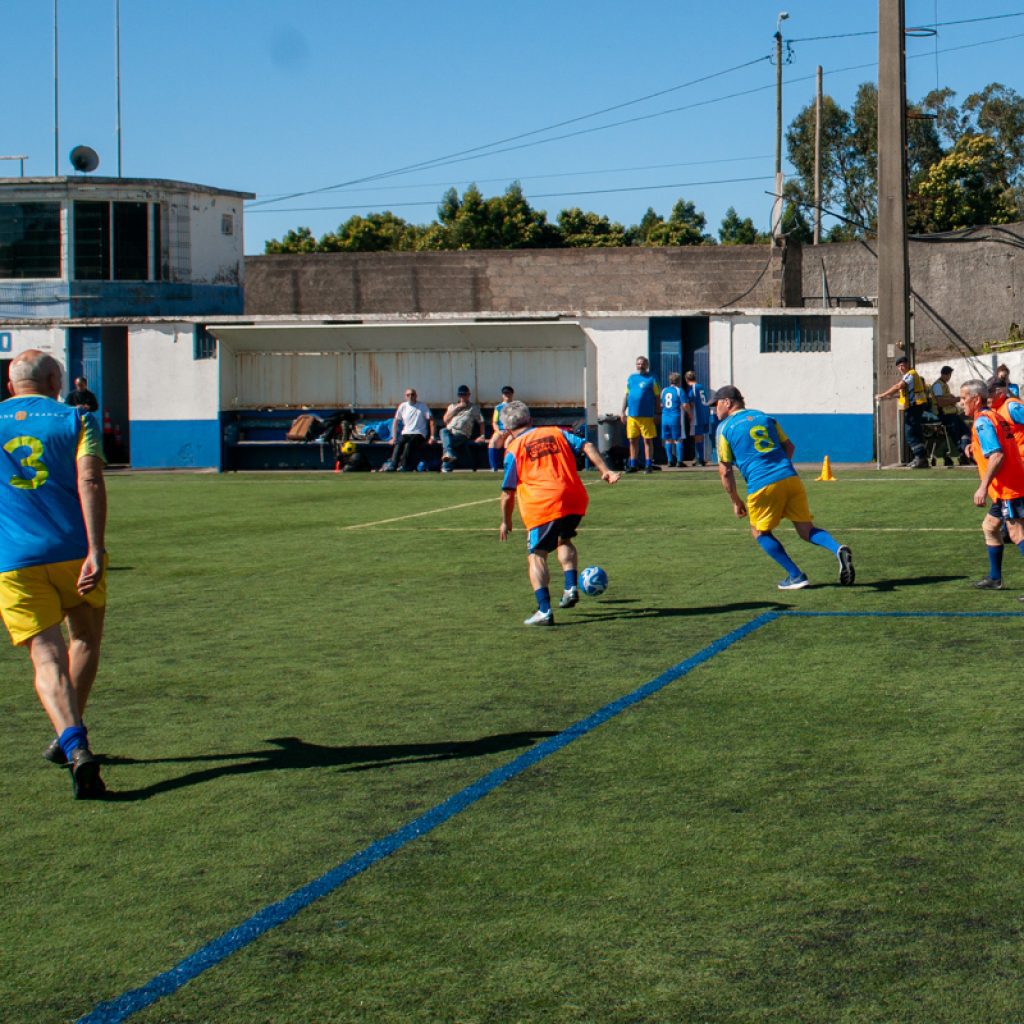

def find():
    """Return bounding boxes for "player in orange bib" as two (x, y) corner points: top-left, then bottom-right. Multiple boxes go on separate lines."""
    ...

(499, 401), (620, 626)
(960, 379), (1024, 593)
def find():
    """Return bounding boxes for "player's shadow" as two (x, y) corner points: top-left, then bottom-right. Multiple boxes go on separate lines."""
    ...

(578, 600), (792, 621)
(99, 731), (556, 802)
(863, 573), (966, 592)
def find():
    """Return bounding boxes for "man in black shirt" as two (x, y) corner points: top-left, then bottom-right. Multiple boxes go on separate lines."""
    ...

(65, 377), (98, 413)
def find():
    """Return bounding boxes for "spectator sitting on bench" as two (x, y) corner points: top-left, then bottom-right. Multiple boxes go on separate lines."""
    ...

(440, 385), (485, 472)
(388, 386), (436, 472)
(488, 385), (516, 471)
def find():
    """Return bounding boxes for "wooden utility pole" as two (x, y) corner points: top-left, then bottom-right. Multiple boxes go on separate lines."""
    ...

(876, 0), (909, 466)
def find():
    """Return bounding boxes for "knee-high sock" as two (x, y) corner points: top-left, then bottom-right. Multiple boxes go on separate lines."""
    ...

(756, 534), (801, 575)
(805, 525), (841, 555)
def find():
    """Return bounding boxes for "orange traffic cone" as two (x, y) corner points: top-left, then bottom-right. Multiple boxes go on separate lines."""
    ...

(816, 456), (836, 481)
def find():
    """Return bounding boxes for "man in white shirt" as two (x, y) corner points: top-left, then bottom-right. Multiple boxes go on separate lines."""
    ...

(389, 387), (435, 471)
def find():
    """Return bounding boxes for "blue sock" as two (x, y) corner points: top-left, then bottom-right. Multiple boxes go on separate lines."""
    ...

(534, 588), (551, 614)
(757, 534), (801, 576)
(628, 458), (637, 468)
(487, 448), (502, 470)
(58, 725), (88, 761)
(806, 526), (841, 556)
(988, 545), (1004, 579)
(564, 570), (578, 590)
(645, 458), (653, 468)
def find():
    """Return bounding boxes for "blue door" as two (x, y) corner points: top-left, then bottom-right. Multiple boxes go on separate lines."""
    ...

(67, 327), (104, 413)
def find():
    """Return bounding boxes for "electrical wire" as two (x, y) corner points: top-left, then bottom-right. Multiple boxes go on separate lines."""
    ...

(790, 9), (1024, 42)
(246, 55), (770, 209)
(252, 155), (774, 203)
(247, 175), (774, 216)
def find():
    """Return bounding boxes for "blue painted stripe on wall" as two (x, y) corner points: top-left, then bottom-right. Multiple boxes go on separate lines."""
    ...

(131, 420), (222, 470)
(767, 413), (873, 463)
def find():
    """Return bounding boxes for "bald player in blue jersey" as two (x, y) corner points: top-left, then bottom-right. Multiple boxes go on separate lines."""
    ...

(711, 385), (855, 590)
(0, 350), (108, 798)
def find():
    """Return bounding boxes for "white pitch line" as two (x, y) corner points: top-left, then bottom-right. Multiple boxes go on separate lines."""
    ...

(364, 524), (979, 533)
(340, 496), (498, 530)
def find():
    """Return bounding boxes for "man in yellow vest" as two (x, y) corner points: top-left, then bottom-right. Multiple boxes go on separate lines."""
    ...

(876, 355), (930, 469)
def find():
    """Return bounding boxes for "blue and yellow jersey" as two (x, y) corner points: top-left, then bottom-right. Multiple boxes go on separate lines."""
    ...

(660, 385), (684, 423)
(0, 396), (104, 572)
(686, 382), (710, 432)
(493, 401), (510, 432)
(716, 408), (797, 494)
(625, 373), (660, 418)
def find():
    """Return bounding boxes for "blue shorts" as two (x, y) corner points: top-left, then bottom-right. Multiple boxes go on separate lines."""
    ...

(988, 498), (1024, 520)
(661, 419), (682, 441)
(527, 515), (583, 554)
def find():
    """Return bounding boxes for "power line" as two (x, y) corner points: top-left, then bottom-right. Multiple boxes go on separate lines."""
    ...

(246, 175), (774, 216)
(790, 9), (1024, 42)
(253, 155), (774, 202)
(246, 54), (770, 209)
(249, 23), (1024, 218)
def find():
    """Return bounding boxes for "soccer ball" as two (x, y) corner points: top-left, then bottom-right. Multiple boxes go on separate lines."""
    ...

(340, 441), (357, 456)
(580, 565), (608, 597)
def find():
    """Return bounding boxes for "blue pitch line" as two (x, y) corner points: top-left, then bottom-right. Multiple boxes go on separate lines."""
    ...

(785, 610), (1024, 618)
(77, 609), (782, 1024)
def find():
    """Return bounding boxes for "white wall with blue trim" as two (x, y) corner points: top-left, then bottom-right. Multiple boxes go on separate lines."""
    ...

(128, 324), (221, 469)
(708, 313), (875, 463)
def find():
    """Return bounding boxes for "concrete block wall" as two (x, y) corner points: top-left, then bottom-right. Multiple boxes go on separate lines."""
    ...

(245, 245), (786, 317)
(802, 223), (1024, 356)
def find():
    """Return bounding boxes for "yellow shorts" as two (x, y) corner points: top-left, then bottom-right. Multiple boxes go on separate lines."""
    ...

(626, 417), (657, 440)
(0, 557), (107, 646)
(747, 476), (813, 532)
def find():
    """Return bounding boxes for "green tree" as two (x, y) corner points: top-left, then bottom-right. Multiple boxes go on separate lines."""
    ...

(624, 207), (663, 246)
(643, 199), (715, 246)
(435, 182), (558, 249)
(264, 225), (318, 254)
(318, 212), (420, 252)
(718, 207), (768, 244)
(557, 207), (626, 247)
(913, 134), (1017, 232)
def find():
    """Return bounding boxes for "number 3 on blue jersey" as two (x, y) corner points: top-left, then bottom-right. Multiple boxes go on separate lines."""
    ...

(749, 425), (777, 454)
(4, 435), (49, 489)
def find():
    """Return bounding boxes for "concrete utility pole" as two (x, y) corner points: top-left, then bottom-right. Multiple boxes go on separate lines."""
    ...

(876, 0), (910, 466)
(772, 11), (789, 243)
(813, 66), (822, 245)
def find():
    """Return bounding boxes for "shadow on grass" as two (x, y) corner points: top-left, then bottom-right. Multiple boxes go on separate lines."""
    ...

(99, 731), (557, 802)
(576, 600), (793, 621)
(863, 573), (967, 592)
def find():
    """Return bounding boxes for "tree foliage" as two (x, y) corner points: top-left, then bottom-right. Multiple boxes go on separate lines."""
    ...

(785, 79), (1024, 239)
(718, 206), (769, 245)
(557, 207), (626, 247)
(264, 190), (744, 253)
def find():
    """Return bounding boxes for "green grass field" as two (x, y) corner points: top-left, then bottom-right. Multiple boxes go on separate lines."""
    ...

(3, 467), (1024, 1024)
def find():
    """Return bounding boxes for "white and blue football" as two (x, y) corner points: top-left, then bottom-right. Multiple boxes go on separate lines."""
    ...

(580, 565), (608, 597)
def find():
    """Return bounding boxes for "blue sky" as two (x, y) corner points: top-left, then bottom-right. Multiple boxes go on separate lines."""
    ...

(4, 1), (1024, 253)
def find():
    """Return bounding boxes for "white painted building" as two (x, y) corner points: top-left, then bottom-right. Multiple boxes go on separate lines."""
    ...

(1, 176), (882, 469)
(0, 308), (877, 470)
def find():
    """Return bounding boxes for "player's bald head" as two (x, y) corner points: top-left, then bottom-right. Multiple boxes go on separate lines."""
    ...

(8, 350), (63, 398)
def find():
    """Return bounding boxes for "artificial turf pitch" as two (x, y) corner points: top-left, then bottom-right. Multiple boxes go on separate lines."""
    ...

(2, 468), (1024, 1023)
